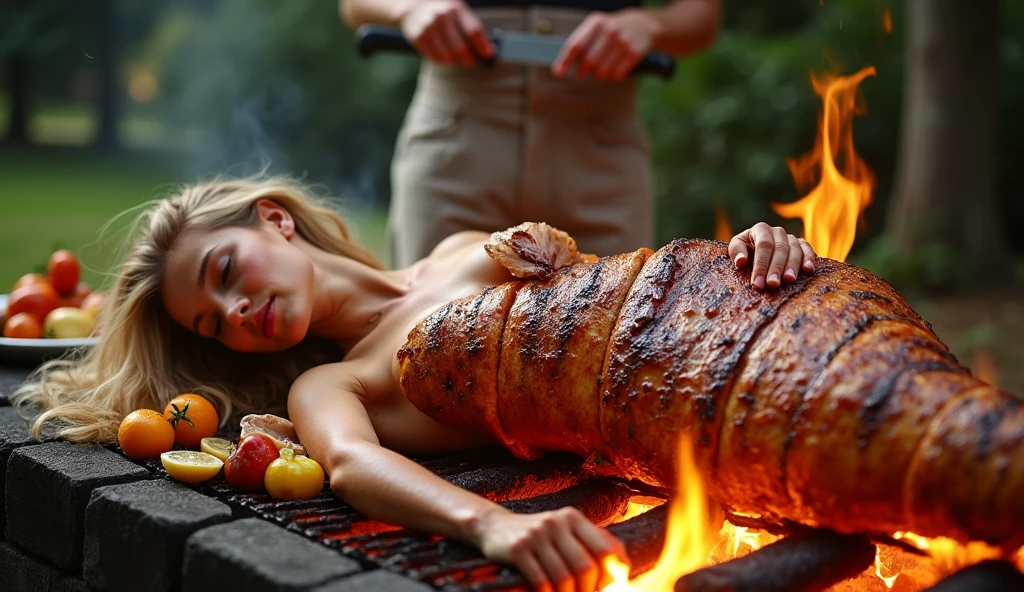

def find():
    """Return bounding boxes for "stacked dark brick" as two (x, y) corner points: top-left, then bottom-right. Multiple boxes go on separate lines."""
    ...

(0, 369), (436, 592)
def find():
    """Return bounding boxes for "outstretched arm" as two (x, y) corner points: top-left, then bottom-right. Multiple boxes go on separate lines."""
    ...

(288, 362), (627, 592)
(729, 222), (817, 291)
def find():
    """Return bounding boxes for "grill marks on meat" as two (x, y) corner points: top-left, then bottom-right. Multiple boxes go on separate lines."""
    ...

(594, 240), (811, 488)
(906, 389), (1024, 546)
(398, 237), (1024, 548)
(497, 251), (650, 458)
(398, 282), (523, 447)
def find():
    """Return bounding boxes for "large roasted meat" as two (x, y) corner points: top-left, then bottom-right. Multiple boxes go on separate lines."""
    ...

(397, 223), (1024, 550)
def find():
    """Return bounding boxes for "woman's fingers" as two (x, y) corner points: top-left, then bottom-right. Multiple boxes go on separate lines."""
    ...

(784, 235), (803, 283)
(534, 539), (575, 592)
(748, 223), (776, 289)
(799, 238), (817, 273)
(552, 529), (599, 592)
(511, 547), (552, 592)
(763, 227), (790, 289)
(728, 229), (753, 268)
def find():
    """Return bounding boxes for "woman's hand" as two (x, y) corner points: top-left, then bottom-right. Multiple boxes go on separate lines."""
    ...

(475, 506), (629, 592)
(398, 1), (495, 67)
(552, 9), (660, 82)
(729, 222), (817, 290)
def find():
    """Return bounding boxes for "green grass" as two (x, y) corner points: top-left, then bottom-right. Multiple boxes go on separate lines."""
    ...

(0, 147), (390, 293)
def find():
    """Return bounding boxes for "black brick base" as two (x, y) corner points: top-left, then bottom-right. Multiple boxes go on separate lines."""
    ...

(0, 541), (93, 592)
(83, 479), (234, 592)
(5, 441), (151, 570)
(182, 518), (363, 592)
(0, 406), (35, 528)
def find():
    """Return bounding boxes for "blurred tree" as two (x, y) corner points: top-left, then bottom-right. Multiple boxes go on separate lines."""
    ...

(0, 0), (72, 145)
(156, 0), (418, 206)
(886, 0), (1011, 284)
(94, 0), (120, 150)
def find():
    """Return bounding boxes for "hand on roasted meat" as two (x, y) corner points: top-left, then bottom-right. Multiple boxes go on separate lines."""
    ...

(728, 222), (818, 290)
(484, 222), (598, 280)
(399, 238), (1024, 551)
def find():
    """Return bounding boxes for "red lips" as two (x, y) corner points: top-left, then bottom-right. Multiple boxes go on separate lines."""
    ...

(255, 297), (275, 339)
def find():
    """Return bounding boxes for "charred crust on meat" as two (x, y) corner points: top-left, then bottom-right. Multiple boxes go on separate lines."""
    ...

(848, 290), (893, 305)
(520, 288), (553, 362)
(856, 361), (961, 447)
(556, 260), (605, 358)
(824, 314), (910, 365)
(425, 302), (454, 350)
(975, 398), (1019, 459)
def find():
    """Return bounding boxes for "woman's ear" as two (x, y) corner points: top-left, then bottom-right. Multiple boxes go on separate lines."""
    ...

(256, 199), (295, 239)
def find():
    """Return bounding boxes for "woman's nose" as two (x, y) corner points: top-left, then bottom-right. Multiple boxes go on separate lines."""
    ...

(224, 297), (251, 329)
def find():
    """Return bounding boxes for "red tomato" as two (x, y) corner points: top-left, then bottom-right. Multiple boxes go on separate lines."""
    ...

(59, 282), (92, 308)
(12, 273), (48, 293)
(7, 283), (60, 324)
(224, 434), (280, 492)
(48, 250), (81, 295)
(3, 313), (43, 339)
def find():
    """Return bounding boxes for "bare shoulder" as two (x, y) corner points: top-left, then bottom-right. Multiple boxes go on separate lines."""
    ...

(290, 360), (368, 400)
(429, 230), (490, 259)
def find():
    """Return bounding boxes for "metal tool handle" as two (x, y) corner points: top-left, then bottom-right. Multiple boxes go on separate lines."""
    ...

(355, 25), (675, 80)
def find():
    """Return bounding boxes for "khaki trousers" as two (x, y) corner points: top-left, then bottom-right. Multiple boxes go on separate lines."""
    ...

(388, 6), (654, 268)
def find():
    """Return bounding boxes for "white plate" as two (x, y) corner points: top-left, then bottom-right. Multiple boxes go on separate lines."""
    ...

(0, 293), (100, 364)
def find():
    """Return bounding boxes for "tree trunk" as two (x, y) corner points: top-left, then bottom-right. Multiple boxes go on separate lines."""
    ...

(92, 0), (120, 151)
(887, 0), (1010, 284)
(4, 52), (31, 145)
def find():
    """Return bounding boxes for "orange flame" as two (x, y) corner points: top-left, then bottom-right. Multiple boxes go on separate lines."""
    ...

(714, 205), (733, 243)
(600, 435), (713, 591)
(771, 67), (877, 263)
(882, 8), (893, 34)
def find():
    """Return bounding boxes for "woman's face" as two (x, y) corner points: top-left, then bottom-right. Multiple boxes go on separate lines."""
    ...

(161, 202), (315, 352)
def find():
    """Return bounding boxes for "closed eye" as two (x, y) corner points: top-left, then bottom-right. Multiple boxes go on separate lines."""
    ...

(221, 255), (232, 285)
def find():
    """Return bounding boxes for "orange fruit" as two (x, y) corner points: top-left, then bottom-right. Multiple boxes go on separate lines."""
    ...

(48, 250), (81, 295)
(164, 393), (219, 448)
(118, 409), (175, 460)
(3, 312), (43, 339)
(7, 283), (60, 324)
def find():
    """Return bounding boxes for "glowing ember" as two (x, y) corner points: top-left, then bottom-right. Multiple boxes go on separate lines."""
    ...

(875, 549), (899, 589)
(771, 66), (877, 263)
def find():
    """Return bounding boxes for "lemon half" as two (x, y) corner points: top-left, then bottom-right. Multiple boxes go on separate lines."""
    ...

(200, 437), (236, 462)
(160, 450), (224, 484)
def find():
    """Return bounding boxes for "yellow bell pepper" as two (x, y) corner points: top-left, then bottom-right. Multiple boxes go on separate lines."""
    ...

(263, 448), (325, 500)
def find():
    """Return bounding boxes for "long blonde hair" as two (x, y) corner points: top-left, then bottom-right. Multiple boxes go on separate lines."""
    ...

(11, 175), (382, 444)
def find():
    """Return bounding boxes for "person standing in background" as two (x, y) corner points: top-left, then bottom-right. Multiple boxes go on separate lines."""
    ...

(340, 1), (721, 268)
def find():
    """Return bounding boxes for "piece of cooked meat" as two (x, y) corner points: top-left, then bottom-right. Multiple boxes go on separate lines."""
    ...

(240, 414), (306, 455)
(484, 222), (597, 280)
(397, 232), (1024, 551)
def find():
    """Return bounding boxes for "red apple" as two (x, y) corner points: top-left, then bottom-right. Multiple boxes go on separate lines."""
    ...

(224, 434), (280, 492)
